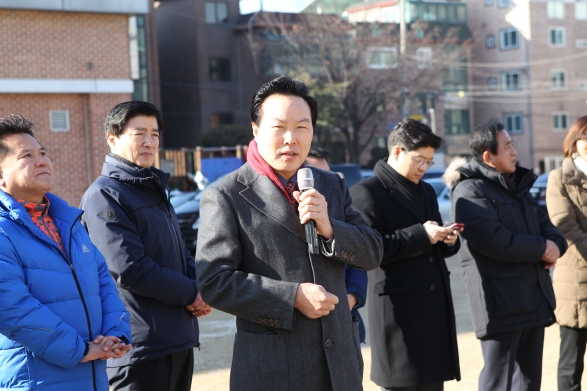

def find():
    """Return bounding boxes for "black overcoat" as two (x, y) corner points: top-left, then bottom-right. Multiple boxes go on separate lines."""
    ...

(350, 161), (461, 388)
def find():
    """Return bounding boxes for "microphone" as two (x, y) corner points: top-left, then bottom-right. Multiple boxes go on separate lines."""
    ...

(298, 168), (320, 255)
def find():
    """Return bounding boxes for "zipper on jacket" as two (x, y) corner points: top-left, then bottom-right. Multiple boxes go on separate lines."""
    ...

(165, 212), (183, 271)
(167, 212), (200, 344)
(66, 218), (98, 391)
(149, 300), (156, 332)
(11, 212), (99, 391)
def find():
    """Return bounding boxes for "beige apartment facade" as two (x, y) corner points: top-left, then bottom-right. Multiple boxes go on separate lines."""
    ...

(0, 1), (157, 205)
(344, 0), (475, 166)
(465, 0), (587, 172)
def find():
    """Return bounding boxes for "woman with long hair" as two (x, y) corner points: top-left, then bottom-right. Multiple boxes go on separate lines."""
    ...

(547, 115), (587, 391)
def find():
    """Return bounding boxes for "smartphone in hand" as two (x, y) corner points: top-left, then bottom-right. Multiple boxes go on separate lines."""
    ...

(447, 223), (465, 229)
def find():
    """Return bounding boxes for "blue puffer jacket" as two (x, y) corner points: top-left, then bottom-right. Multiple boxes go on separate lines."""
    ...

(0, 191), (131, 391)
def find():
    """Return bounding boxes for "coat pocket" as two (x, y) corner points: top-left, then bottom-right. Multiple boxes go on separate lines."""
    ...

(375, 279), (409, 295)
(489, 273), (539, 319)
(231, 329), (289, 391)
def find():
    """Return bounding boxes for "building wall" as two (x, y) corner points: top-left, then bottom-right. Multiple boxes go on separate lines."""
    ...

(0, 0), (149, 14)
(0, 93), (130, 205)
(465, 0), (587, 171)
(528, 1), (587, 170)
(0, 10), (130, 79)
(0, 9), (135, 205)
(464, 0), (534, 167)
(156, 0), (248, 149)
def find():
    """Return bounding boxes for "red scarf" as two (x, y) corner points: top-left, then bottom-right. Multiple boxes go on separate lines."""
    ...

(247, 139), (297, 208)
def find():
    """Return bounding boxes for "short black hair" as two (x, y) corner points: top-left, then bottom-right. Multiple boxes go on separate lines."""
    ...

(104, 101), (164, 137)
(251, 76), (318, 127)
(307, 147), (330, 162)
(469, 121), (504, 160)
(0, 114), (36, 163)
(387, 118), (441, 154)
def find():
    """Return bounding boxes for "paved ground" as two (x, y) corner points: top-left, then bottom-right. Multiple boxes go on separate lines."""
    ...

(189, 256), (583, 390)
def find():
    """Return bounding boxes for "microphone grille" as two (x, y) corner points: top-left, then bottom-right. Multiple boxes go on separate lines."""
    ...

(297, 168), (314, 191)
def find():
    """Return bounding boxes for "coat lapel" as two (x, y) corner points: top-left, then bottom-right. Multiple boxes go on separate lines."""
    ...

(238, 164), (306, 242)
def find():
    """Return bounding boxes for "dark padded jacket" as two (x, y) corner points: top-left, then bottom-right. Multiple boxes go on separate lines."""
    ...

(80, 154), (199, 365)
(451, 159), (567, 338)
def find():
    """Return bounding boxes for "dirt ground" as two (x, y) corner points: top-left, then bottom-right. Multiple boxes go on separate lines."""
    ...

(189, 256), (583, 390)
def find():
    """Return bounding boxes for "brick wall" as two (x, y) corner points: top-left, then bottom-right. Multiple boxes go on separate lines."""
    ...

(0, 93), (131, 206)
(0, 9), (134, 205)
(0, 10), (130, 79)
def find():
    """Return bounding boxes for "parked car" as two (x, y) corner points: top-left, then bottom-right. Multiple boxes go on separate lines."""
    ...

(529, 172), (549, 212)
(170, 190), (198, 208)
(422, 167), (445, 180)
(423, 177), (451, 224)
(330, 163), (363, 188)
(173, 173), (229, 252)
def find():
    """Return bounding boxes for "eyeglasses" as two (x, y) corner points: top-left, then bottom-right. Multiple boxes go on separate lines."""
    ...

(401, 148), (434, 169)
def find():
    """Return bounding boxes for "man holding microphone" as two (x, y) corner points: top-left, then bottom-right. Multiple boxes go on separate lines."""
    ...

(195, 76), (382, 391)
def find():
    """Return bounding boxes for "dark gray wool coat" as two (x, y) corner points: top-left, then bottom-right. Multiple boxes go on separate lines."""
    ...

(195, 163), (383, 391)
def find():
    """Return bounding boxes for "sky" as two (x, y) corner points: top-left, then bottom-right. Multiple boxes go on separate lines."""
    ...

(239, 0), (314, 14)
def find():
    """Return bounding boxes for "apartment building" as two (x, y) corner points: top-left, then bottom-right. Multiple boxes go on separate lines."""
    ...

(465, 0), (587, 171)
(344, 0), (474, 163)
(0, 0), (158, 205)
(156, 0), (248, 149)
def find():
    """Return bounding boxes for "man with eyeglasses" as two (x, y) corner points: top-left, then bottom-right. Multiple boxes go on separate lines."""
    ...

(351, 118), (462, 391)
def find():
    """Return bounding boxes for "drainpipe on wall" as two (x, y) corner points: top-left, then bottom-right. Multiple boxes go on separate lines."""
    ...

(83, 94), (93, 186)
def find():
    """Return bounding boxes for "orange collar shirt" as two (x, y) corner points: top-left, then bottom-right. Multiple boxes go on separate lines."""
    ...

(17, 196), (65, 252)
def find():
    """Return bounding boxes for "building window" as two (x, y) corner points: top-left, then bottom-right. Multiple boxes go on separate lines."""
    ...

(502, 70), (522, 90)
(579, 81), (587, 90)
(443, 65), (468, 92)
(577, 39), (587, 48)
(497, 0), (508, 8)
(503, 113), (523, 134)
(488, 77), (498, 90)
(500, 28), (519, 50)
(549, 27), (566, 47)
(553, 112), (569, 131)
(210, 113), (234, 128)
(372, 24), (381, 37)
(205, 2), (228, 24)
(209, 58), (231, 81)
(547, 1), (565, 19)
(551, 69), (567, 89)
(577, 2), (587, 20)
(485, 0), (494, 7)
(129, 15), (148, 102)
(366, 47), (398, 69)
(49, 110), (70, 132)
(416, 48), (433, 69)
(486, 35), (496, 48)
(444, 109), (470, 135)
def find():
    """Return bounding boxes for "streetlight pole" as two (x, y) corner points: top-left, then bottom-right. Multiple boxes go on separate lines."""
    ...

(399, 0), (406, 55)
